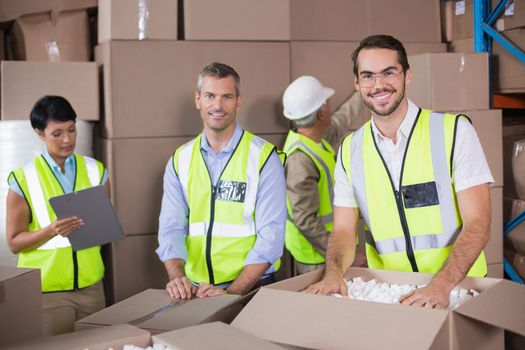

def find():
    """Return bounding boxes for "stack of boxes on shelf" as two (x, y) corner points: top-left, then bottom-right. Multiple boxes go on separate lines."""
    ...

(443, 0), (525, 93)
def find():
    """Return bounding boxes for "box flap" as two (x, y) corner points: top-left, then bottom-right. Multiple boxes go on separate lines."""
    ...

(232, 288), (448, 350)
(5, 324), (150, 350)
(77, 289), (172, 326)
(153, 321), (287, 349)
(455, 280), (525, 336)
(0, 267), (36, 282)
(138, 294), (240, 331)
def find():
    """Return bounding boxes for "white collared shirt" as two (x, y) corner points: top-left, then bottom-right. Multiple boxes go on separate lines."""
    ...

(334, 99), (494, 208)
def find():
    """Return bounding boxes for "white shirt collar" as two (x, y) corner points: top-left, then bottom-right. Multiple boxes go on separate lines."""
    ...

(371, 99), (419, 143)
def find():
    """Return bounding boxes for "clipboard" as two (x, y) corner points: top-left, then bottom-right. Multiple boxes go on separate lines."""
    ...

(49, 185), (125, 251)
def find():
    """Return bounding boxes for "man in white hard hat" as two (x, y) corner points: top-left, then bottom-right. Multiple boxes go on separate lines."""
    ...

(282, 76), (344, 275)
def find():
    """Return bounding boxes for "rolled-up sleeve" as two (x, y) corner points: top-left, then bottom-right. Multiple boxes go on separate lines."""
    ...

(245, 151), (286, 270)
(156, 157), (190, 262)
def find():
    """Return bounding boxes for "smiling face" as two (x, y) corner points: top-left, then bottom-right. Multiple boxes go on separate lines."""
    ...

(354, 48), (412, 118)
(195, 75), (241, 135)
(36, 119), (77, 163)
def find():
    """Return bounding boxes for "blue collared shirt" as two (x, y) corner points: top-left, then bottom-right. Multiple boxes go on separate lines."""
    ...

(8, 149), (108, 196)
(156, 124), (286, 285)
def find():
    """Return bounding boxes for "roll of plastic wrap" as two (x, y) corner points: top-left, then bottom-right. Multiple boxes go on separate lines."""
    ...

(0, 120), (94, 266)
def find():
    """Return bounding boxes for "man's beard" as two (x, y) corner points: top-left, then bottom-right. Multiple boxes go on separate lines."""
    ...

(363, 85), (405, 117)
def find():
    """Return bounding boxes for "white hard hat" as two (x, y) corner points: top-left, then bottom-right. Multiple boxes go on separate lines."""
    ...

(283, 76), (335, 120)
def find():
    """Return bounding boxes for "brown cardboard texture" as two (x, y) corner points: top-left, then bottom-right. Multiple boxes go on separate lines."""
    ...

(232, 267), (525, 350)
(1, 61), (98, 120)
(505, 249), (525, 281)
(493, 28), (525, 93)
(451, 0), (474, 40)
(5, 324), (150, 350)
(96, 40), (289, 138)
(184, 0), (440, 42)
(485, 187), (503, 264)
(441, 0), (455, 42)
(76, 289), (245, 334)
(503, 124), (525, 199)
(291, 41), (446, 113)
(0, 267), (42, 347)
(407, 52), (489, 111)
(460, 110), (503, 188)
(506, 198), (525, 256)
(10, 10), (90, 61)
(98, 136), (193, 235)
(493, 0), (525, 32)
(448, 37), (475, 53)
(0, 0), (96, 22)
(98, 0), (177, 43)
(487, 263), (504, 278)
(512, 138), (525, 200)
(185, 0), (291, 41)
(102, 233), (168, 304)
(153, 322), (288, 350)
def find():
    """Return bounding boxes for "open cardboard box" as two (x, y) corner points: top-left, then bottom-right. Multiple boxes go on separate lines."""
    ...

(232, 267), (525, 350)
(8, 322), (288, 350)
(75, 288), (251, 334)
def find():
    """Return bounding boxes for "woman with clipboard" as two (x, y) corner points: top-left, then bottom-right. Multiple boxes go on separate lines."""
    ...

(5, 96), (109, 336)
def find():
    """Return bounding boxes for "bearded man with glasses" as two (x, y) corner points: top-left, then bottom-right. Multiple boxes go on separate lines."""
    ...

(305, 35), (494, 309)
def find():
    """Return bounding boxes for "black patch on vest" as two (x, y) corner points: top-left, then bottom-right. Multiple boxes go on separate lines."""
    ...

(216, 180), (247, 203)
(401, 181), (439, 209)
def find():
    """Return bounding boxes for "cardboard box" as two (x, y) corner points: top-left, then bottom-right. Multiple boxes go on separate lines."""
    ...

(487, 187), (504, 264)
(461, 109), (503, 187)
(98, 136), (192, 235)
(232, 267), (525, 350)
(1, 61), (99, 121)
(76, 289), (244, 334)
(487, 263), (504, 278)
(0, 0), (97, 23)
(441, 0), (455, 42)
(291, 42), (446, 112)
(0, 267), (42, 347)
(451, 0), (474, 40)
(5, 324), (150, 350)
(96, 40), (290, 138)
(153, 322), (288, 350)
(0, 29), (5, 60)
(493, 28), (525, 93)
(505, 249), (525, 281)
(493, 0), (525, 32)
(10, 10), (90, 61)
(184, 0), (291, 41)
(448, 37), (475, 53)
(98, 0), (177, 43)
(184, 0), (440, 42)
(505, 198), (525, 256)
(103, 234), (168, 305)
(512, 138), (525, 199)
(407, 52), (490, 111)
(503, 124), (525, 199)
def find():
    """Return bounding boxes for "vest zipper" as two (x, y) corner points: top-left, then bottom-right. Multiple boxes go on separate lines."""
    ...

(394, 190), (419, 272)
(73, 250), (79, 289)
(205, 185), (217, 285)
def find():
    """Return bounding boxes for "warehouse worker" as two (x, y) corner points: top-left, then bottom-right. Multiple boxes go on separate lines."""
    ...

(157, 62), (286, 299)
(6, 96), (109, 335)
(305, 35), (493, 308)
(282, 76), (337, 275)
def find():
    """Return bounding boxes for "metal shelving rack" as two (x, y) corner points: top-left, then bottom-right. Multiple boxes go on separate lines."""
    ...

(474, 0), (525, 283)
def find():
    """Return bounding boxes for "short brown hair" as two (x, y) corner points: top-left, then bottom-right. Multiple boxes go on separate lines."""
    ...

(352, 35), (410, 76)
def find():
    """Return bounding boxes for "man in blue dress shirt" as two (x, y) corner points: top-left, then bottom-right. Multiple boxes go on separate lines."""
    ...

(157, 62), (286, 298)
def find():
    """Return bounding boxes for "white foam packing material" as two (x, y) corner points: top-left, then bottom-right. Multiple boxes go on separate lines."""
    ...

(333, 277), (479, 310)
(0, 120), (94, 267)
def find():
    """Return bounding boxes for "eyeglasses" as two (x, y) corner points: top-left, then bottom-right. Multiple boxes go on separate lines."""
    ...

(358, 69), (403, 88)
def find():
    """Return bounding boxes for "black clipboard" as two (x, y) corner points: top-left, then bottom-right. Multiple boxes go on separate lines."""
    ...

(49, 185), (125, 251)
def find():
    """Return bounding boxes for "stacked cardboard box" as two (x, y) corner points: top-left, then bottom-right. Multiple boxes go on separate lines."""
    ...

(95, 3), (290, 301)
(0, 267), (42, 347)
(407, 52), (504, 276)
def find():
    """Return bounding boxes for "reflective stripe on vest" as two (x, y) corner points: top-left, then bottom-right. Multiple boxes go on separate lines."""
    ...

(174, 131), (278, 284)
(343, 109), (486, 276)
(22, 156), (101, 250)
(12, 153), (105, 292)
(283, 130), (336, 264)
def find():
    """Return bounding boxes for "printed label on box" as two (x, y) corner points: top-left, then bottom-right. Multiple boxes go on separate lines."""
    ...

(505, 1), (515, 16)
(455, 0), (466, 15)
